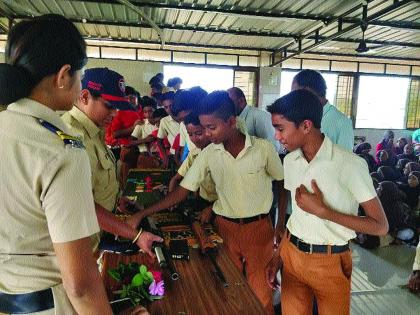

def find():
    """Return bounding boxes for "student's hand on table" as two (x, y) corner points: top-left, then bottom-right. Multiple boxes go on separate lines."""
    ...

(408, 270), (420, 293)
(266, 254), (283, 290)
(199, 206), (213, 224)
(295, 180), (330, 219)
(137, 231), (163, 258)
(119, 305), (150, 315)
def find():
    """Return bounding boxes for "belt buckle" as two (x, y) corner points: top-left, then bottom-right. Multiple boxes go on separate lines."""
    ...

(297, 237), (313, 254)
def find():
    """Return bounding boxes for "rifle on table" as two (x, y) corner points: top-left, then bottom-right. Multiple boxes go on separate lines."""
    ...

(183, 209), (228, 287)
(146, 217), (179, 281)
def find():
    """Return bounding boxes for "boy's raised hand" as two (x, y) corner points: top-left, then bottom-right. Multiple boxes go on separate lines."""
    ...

(295, 180), (330, 219)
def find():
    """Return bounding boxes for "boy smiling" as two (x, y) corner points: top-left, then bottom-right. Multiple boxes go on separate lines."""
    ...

(265, 89), (388, 315)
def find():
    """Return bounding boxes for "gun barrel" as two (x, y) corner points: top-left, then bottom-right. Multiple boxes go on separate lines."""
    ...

(208, 249), (228, 287)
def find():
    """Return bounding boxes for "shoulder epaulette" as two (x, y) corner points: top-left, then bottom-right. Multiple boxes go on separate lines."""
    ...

(38, 119), (85, 149)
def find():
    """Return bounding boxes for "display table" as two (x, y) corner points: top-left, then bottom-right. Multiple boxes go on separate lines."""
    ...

(101, 245), (266, 315)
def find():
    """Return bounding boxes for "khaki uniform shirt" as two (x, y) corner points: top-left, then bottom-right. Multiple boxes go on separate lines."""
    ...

(179, 122), (197, 152)
(131, 119), (157, 153)
(180, 132), (284, 218)
(62, 107), (119, 212)
(0, 98), (99, 313)
(157, 116), (180, 154)
(285, 136), (377, 245)
(178, 148), (217, 202)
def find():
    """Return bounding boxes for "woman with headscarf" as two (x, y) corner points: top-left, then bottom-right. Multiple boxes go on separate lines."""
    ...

(376, 130), (396, 165)
(398, 163), (420, 208)
(397, 144), (417, 162)
(395, 137), (408, 155)
(377, 181), (414, 238)
(354, 142), (376, 172)
(396, 158), (411, 176)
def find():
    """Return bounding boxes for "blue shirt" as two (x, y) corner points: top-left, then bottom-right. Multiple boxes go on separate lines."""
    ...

(412, 129), (420, 143)
(239, 105), (281, 152)
(321, 102), (354, 151)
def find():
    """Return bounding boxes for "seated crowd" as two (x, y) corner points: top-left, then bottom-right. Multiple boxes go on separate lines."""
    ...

(354, 130), (420, 248)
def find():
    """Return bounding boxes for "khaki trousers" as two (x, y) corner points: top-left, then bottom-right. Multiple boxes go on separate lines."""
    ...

(215, 215), (275, 315)
(280, 236), (352, 315)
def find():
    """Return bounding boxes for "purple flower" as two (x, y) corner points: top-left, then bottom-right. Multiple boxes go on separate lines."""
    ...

(149, 280), (165, 296)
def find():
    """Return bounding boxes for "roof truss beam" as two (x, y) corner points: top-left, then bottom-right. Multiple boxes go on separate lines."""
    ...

(66, 0), (420, 31)
(10, 15), (420, 50)
(271, 0), (417, 65)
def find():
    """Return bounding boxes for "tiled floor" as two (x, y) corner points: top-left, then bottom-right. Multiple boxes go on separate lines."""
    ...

(351, 244), (420, 315)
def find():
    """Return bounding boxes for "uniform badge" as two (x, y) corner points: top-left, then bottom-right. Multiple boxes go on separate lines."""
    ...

(38, 119), (85, 149)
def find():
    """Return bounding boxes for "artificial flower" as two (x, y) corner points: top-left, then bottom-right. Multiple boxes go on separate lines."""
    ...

(149, 280), (165, 296)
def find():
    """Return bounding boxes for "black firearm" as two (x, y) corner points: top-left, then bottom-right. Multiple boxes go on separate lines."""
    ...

(183, 209), (228, 287)
(146, 217), (179, 281)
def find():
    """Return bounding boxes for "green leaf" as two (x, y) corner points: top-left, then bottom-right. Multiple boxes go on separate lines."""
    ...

(139, 264), (148, 275)
(131, 273), (144, 286)
(150, 295), (164, 300)
(120, 287), (127, 299)
(144, 271), (153, 283)
(108, 269), (121, 281)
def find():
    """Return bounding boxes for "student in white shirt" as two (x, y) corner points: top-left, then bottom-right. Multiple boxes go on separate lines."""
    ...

(266, 89), (388, 315)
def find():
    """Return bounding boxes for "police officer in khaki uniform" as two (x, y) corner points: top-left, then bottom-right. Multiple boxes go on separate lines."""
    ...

(61, 68), (162, 255)
(0, 15), (113, 314)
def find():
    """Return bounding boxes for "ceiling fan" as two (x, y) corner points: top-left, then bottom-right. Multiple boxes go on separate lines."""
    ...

(355, 7), (384, 53)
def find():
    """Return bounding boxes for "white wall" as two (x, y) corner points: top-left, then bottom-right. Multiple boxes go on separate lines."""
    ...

(86, 58), (162, 96)
(354, 128), (414, 147)
(0, 53), (163, 96)
(258, 66), (282, 110)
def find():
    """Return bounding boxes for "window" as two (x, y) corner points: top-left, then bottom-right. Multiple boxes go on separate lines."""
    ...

(334, 75), (355, 118)
(355, 75), (410, 129)
(279, 70), (338, 103)
(163, 64), (234, 93)
(234, 70), (257, 106)
(406, 79), (420, 129)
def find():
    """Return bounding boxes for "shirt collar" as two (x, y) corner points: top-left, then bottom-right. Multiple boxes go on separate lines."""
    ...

(290, 135), (333, 162)
(68, 106), (101, 138)
(212, 126), (253, 157)
(7, 98), (71, 133)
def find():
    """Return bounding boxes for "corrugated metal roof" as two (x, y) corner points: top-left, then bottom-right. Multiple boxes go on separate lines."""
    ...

(0, 0), (418, 62)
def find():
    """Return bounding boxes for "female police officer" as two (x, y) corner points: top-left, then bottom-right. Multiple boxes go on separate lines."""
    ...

(0, 15), (113, 314)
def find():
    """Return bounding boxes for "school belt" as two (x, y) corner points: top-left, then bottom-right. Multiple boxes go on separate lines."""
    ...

(218, 213), (268, 224)
(0, 288), (54, 314)
(287, 230), (349, 254)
